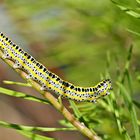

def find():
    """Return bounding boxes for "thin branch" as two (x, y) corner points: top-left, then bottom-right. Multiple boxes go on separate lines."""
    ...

(0, 50), (101, 140)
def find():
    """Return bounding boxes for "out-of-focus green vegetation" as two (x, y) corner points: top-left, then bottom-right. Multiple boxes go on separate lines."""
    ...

(0, 0), (140, 140)
(4, 0), (140, 86)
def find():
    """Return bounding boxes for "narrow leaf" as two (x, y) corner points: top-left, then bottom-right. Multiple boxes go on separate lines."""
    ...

(3, 80), (32, 87)
(0, 87), (49, 104)
(0, 120), (76, 132)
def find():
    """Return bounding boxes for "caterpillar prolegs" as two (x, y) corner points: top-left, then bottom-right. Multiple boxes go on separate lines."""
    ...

(0, 32), (112, 103)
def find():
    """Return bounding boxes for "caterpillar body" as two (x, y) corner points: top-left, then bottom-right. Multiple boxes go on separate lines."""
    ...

(0, 32), (112, 103)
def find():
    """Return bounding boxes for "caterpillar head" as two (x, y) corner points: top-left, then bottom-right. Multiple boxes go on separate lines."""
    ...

(97, 79), (112, 97)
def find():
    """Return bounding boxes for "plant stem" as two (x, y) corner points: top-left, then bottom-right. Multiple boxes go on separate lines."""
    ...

(0, 51), (101, 140)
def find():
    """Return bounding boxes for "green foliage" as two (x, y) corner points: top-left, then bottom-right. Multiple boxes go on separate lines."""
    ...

(111, 0), (140, 18)
(69, 46), (140, 140)
(0, 121), (55, 140)
(0, 120), (75, 132)
(111, 0), (140, 37)
(1, 45), (139, 140)
(0, 0), (140, 140)
(0, 87), (50, 104)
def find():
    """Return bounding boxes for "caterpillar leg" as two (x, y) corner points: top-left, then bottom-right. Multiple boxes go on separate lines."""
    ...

(40, 84), (47, 91)
(102, 91), (111, 97)
(90, 99), (97, 103)
(58, 95), (63, 105)
(13, 60), (22, 69)
(2, 52), (12, 60)
(106, 91), (110, 95)
(26, 73), (33, 79)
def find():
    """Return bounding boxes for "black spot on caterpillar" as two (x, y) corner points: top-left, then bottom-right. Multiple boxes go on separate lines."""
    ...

(0, 32), (112, 102)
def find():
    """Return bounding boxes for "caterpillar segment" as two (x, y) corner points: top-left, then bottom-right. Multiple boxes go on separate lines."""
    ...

(0, 32), (112, 102)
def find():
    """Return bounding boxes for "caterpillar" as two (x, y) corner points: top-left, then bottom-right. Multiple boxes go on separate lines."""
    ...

(0, 32), (112, 103)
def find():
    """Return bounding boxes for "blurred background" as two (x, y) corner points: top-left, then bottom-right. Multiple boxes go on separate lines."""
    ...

(0, 0), (140, 140)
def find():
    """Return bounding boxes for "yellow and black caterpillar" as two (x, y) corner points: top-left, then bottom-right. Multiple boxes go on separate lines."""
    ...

(0, 32), (112, 102)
